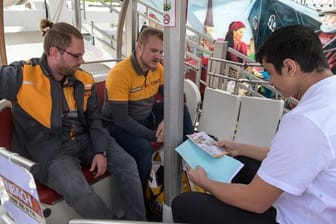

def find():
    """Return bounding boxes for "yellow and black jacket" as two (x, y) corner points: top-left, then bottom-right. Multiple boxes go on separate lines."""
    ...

(102, 52), (164, 141)
(0, 54), (110, 181)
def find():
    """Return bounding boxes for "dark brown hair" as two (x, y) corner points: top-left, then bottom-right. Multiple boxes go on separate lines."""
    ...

(40, 19), (83, 55)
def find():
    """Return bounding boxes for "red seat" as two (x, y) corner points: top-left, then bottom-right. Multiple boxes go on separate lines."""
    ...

(95, 81), (105, 108)
(0, 105), (108, 205)
(0, 107), (12, 149)
(37, 166), (109, 204)
(0, 107), (65, 203)
(151, 142), (163, 151)
(184, 57), (208, 97)
(151, 93), (164, 151)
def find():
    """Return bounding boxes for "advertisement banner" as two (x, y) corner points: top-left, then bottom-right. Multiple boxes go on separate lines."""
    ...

(0, 155), (45, 224)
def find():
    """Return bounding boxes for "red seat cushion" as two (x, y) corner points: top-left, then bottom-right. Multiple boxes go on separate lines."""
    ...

(151, 142), (163, 152)
(0, 108), (13, 149)
(37, 166), (110, 205)
(95, 81), (106, 108)
(36, 182), (61, 205)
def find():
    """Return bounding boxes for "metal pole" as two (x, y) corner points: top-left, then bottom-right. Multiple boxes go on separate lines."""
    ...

(126, 0), (137, 55)
(82, 0), (86, 20)
(117, 0), (137, 58)
(163, 0), (186, 221)
(0, 0), (7, 65)
(0, 147), (39, 174)
(72, 0), (81, 31)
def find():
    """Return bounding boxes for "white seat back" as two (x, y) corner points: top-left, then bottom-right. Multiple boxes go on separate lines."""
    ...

(184, 79), (202, 126)
(198, 87), (240, 140)
(234, 96), (284, 147)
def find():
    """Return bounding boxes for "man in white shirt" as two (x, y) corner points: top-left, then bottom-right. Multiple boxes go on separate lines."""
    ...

(172, 25), (336, 224)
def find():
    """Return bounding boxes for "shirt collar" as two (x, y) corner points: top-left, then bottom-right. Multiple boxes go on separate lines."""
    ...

(131, 50), (157, 76)
(131, 51), (146, 76)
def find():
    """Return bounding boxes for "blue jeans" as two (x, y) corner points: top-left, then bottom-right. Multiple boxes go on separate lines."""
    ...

(109, 102), (194, 189)
(43, 134), (146, 220)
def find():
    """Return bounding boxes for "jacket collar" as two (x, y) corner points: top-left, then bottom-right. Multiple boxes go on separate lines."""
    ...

(131, 50), (157, 76)
(39, 53), (53, 77)
(39, 53), (77, 86)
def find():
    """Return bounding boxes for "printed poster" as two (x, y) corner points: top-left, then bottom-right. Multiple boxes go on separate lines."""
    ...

(0, 153), (45, 224)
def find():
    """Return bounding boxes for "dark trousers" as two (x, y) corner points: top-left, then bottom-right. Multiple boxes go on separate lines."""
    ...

(172, 156), (277, 224)
(43, 134), (146, 220)
(110, 102), (194, 189)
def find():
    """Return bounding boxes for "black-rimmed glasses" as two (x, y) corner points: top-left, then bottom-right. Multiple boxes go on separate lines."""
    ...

(57, 47), (83, 59)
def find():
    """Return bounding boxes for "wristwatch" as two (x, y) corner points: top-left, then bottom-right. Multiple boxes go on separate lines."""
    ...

(97, 151), (107, 157)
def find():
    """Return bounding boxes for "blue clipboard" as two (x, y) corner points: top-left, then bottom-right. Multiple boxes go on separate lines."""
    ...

(175, 140), (244, 183)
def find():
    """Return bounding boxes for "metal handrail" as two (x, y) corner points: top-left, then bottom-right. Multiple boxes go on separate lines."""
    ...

(138, 0), (162, 15)
(207, 70), (298, 109)
(79, 0), (218, 69)
(76, 0), (298, 111)
(0, 147), (38, 174)
(83, 58), (123, 65)
(184, 61), (200, 71)
(209, 56), (245, 67)
(186, 39), (213, 55)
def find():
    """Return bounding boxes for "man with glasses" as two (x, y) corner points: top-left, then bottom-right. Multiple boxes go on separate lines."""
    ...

(0, 19), (146, 220)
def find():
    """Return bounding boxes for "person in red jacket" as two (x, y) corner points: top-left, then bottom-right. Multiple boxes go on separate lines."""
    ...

(319, 8), (336, 73)
(224, 21), (248, 63)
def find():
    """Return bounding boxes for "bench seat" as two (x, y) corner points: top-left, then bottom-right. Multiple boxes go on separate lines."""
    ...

(37, 166), (110, 205)
(0, 81), (112, 206)
(0, 107), (12, 149)
(0, 80), (161, 206)
(0, 106), (110, 205)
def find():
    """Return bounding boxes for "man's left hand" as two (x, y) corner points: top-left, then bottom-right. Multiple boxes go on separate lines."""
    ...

(156, 121), (164, 142)
(188, 165), (208, 189)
